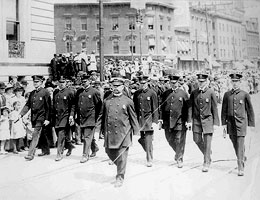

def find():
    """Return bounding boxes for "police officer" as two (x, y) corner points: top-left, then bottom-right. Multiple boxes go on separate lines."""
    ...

(95, 77), (140, 187)
(53, 77), (75, 161)
(75, 74), (102, 163)
(20, 75), (52, 161)
(188, 73), (220, 172)
(221, 73), (255, 176)
(133, 75), (159, 167)
(160, 75), (191, 168)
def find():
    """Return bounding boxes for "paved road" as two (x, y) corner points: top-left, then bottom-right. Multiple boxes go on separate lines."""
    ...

(0, 93), (259, 200)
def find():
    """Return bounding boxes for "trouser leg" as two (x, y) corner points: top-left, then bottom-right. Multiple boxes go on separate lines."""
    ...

(145, 131), (154, 162)
(28, 127), (42, 157)
(138, 131), (146, 151)
(39, 126), (50, 154)
(56, 128), (66, 157)
(230, 135), (245, 171)
(193, 132), (204, 154)
(64, 128), (74, 150)
(203, 133), (213, 166)
(106, 147), (129, 180)
(75, 123), (81, 143)
(91, 137), (99, 153)
(82, 127), (95, 157)
(165, 128), (176, 153)
(175, 130), (187, 162)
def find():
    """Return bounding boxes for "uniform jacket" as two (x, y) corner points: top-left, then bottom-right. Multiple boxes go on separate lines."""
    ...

(53, 88), (75, 128)
(133, 88), (159, 131)
(96, 93), (140, 149)
(190, 87), (220, 133)
(75, 86), (102, 127)
(20, 87), (51, 128)
(221, 89), (255, 136)
(161, 88), (191, 130)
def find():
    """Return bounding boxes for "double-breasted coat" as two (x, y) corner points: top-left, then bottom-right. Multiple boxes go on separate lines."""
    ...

(75, 86), (102, 127)
(53, 88), (75, 128)
(96, 94), (140, 149)
(161, 88), (191, 130)
(20, 87), (51, 128)
(190, 87), (220, 133)
(221, 89), (255, 136)
(133, 88), (159, 131)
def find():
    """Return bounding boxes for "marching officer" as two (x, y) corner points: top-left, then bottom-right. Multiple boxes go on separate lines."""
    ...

(75, 74), (102, 163)
(53, 78), (75, 161)
(95, 77), (140, 187)
(221, 73), (255, 176)
(188, 73), (220, 172)
(133, 75), (159, 167)
(20, 75), (52, 161)
(160, 75), (191, 168)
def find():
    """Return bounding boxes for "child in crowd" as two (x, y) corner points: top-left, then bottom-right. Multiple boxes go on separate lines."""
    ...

(9, 101), (26, 153)
(0, 107), (10, 154)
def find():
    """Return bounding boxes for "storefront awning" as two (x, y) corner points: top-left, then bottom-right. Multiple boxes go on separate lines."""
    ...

(243, 60), (255, 68)
(212, 60), (221, 67)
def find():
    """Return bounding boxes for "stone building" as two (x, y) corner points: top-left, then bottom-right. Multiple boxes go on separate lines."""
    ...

(54, 0), (176, 61)
(0, 0), (55, 82)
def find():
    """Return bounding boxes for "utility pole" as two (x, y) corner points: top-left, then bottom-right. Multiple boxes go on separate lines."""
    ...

(205, 5), (210, 56)
(130, 21), (134, 63)
(136, 9), (143, 64)
(99, 0), (104, 81)
(195, 29), (199, 70)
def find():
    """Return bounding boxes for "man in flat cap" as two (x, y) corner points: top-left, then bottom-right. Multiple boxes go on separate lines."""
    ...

(75, 74), (102, 163)
(20, 75), (52, 160)
(95, 76), (140, 187)
(53, 77), (76, 161)
(221, 73), (255, 176)
(160, 75), (191, 168)
(133, 75), (159, 167)
(188, 73), (220, 172)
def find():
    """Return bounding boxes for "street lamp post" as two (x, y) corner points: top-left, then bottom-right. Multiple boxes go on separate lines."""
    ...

(136, 9), (143, 64)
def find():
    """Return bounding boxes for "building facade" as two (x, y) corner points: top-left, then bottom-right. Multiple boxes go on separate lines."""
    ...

(0, 0), (55, 82)
(245, 18), (260, 62)
(54, 0), (176, 61)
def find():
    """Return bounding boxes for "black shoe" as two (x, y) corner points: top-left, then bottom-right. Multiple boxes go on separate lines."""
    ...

(38, 152), (50, 157)
(89, 152), (96, 157)
(25, 155), (34, 161)
(238, 170), (244, 176)
(66, 149), (73, 157)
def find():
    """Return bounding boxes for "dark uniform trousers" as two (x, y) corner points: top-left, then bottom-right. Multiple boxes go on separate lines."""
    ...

(139, 131), (153, 163)
(165, 129), (187, 162)
(38, 125), (50, 154)
(56, 127), (74, 157)
(105, 147), (129, 181)
(229, 135), (245, 171)
(81, 127), (95, 157)
(28, 127), (43, 156)
(193, 132), (212, 166)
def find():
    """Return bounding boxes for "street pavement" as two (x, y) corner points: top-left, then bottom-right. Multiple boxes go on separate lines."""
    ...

(0, 93), (260, 200)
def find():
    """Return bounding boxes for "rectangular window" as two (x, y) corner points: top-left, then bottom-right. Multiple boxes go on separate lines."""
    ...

(96, 17), (99, 30)
(6, 0), (19, 41)
(96, 40), (100, 52)
(66, 41), (72, 53)
(81, 41), (86, 50)
(160, 18), (163, 31)
(65, 17), (72, 30)
(128, 16), (135, 30)
(130, 42), (136, 53)
(113, 40), (119, 54)
(168, 18), (171, 31)
(212, 22), (215, 30)
(80, 17), (87, 30)
(112, 17), (119, 31)
(147, 16), (154, 30)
